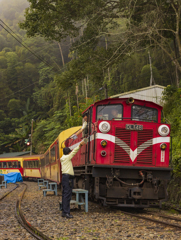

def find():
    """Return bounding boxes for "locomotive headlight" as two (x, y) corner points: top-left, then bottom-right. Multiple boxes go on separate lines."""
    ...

(101, 150), (107, 157)
(158, 125), (170, 137)
(99, 121), (110, 133)
(160, 143), (167, 150)
(101, 140), (107, 147)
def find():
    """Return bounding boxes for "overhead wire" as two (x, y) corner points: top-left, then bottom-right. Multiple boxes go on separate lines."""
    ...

(0, 21), (69, 101)
(0, 44), (55, 86)
(0, 21), (59, 72)
(0, 20), (70, 88)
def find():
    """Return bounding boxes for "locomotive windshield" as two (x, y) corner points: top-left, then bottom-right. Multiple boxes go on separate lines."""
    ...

(132, 105), (158, 122)
(97, 104), (123, 120)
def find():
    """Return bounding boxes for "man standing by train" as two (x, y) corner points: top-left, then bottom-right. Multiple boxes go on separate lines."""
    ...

(60, 139), (87, 218)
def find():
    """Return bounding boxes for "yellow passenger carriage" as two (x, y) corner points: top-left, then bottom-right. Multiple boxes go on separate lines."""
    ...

(23, 155), (42, 179)
(40, 126), (81, 184)
(0, 157), (24, 175)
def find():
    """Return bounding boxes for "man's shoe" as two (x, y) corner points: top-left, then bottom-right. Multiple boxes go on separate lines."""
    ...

(62, 213), (73, 218)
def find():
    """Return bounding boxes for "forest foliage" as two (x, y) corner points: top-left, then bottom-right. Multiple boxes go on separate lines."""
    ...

(0, 0), (181, 160)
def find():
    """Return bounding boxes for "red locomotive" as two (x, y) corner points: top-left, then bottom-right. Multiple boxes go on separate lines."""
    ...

(66, 97), (172, 208)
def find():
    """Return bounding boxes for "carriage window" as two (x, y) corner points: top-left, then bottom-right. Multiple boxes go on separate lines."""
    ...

(45, 153), (49, 166)
(132, 105), (158, 122)
(12, 162), (18, 168)
(30, 161), (34, 168)
(34, 161), (38, 168)
(2, 162), (7, 168)
(23, 161), (27, 168)
(50, 146), (56, 162)
(97, 104), (123, 120)
(57, 142), (59, 160)
(41, 158), (45, 167)
(8, 162), (12, 168)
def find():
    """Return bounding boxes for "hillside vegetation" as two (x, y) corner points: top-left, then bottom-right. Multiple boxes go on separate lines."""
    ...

(0, 0), (180, 162)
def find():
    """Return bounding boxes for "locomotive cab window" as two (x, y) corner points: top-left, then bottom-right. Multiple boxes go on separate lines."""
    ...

(97, 104), (123, 120)
(132, 105), (158, 122)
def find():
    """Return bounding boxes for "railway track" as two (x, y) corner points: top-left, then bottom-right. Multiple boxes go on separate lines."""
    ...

(0, 182), (51, 240)
(15, 183), (52, 240)
(0, 183), (18, 200)
(121, 209), (181, 230)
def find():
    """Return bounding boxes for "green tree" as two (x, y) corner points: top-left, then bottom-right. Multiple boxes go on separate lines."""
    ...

(7, 99), (22, 118)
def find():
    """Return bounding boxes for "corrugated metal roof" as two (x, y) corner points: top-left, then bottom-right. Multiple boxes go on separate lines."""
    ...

(110, 85), (166, 105)
(0, 151), (30, 158)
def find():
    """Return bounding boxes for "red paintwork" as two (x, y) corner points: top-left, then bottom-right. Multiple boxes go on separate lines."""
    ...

(70, 98), (170, 168)
(19, 167), (24, 175)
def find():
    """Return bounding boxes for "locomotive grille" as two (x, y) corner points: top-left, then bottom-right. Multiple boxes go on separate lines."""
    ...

(114, 128), (131, 163)
(137, 129), (153, 164)
(114, 128), (153, 164)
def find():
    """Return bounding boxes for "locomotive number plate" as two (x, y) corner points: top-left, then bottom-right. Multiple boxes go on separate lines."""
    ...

(126, 124), (143, 130)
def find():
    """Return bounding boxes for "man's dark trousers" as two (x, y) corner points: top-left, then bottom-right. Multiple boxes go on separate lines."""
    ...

(62, 174), (73, 214)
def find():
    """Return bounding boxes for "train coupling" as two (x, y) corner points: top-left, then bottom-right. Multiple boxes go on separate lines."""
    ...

(129, 187), (142, 199)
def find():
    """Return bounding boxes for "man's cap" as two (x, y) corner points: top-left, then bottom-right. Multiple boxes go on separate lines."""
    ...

(63, 147), (71, 155)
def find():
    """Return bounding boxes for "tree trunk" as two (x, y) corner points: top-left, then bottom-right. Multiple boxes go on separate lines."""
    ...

(176, 66), (179, 88)
(75, 83), (79, 112)
(58, 42), (65, 66)
(173, 38), (180, 87)
(105, 36), (111, 82)
(84, 78), (87, 103)
(104, 84), (108, 99)
(68, 94), (71, 116)
(82, 80), (85, 96)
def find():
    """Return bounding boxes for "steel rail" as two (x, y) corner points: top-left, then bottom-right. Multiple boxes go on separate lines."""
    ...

(145, 210), (181, 222)
(15, 183), (51, 240)
(120, 210), (181, 230)
(0, 183), (18, 200)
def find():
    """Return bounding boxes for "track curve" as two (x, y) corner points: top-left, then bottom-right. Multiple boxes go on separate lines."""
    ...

(15, 183), (52, 240)
(0, 183), (18, 200)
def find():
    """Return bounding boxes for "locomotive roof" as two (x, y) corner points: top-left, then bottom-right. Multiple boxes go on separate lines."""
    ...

(82, 97), (162, 114)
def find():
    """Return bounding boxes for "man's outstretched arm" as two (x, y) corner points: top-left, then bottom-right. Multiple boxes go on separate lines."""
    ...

(68, 140), (86, 160)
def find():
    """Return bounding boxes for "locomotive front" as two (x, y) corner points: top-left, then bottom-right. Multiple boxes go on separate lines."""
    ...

(69, 97), (172, 208)
(91, 97), (171, 208)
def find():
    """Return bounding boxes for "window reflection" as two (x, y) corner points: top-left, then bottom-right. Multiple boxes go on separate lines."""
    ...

(97, 104), (123, 120)
(132, 105), (158, 122)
